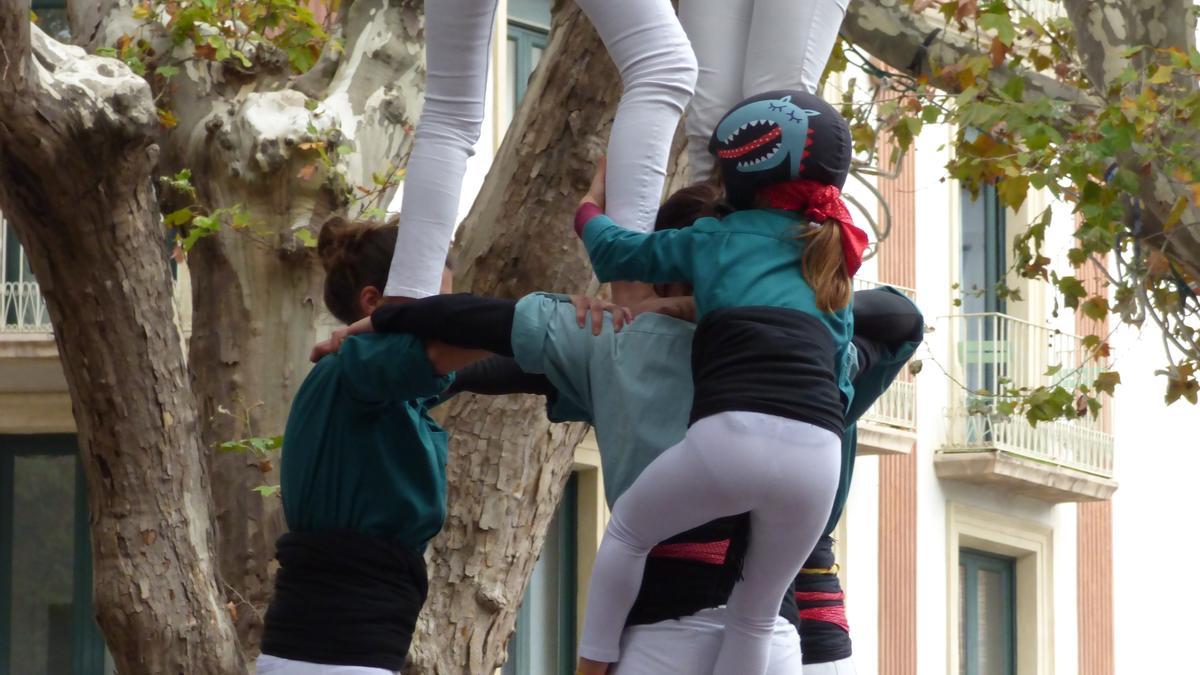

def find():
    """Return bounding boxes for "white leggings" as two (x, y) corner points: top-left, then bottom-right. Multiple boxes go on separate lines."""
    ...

(578, 412), (841, 675)
(680, 0), (850, 182)
(385, 0), (697, 298)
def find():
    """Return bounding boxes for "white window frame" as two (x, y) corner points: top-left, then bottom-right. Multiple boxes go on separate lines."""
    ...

(946, 502), (1054, 675)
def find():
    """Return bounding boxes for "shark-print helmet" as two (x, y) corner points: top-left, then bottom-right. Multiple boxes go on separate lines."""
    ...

(709, 90), (852, 208)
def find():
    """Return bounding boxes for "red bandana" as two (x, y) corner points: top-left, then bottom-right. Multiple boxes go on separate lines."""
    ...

(758, 180), (868, 277)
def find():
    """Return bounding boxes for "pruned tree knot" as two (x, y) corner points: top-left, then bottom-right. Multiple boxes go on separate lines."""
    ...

(475, 583), (507, 612)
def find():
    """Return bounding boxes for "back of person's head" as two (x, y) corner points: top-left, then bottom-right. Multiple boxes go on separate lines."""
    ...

(707, 89), (851, 210)
(318, 216), (398, 324)
(708, 90), (856, 312)
(653, 181), (729, 232)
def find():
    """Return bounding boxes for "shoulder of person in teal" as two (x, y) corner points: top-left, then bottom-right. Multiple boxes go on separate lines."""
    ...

(280, 333), (454, 550)
(510, 292), (695, 505)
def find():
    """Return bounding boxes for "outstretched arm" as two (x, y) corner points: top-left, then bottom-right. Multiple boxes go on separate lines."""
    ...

(574, 157), (694, 285)
(575, 205), (698, 285)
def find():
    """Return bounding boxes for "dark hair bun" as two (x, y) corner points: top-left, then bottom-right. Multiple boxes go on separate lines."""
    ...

(317, 216), (358, 273)
(317, 215), (400, 324)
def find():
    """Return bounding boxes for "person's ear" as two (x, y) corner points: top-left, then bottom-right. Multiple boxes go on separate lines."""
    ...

(359, 286), (383, 317)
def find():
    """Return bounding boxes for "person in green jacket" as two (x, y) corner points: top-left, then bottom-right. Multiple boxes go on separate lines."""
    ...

(257, 217), (480, 675)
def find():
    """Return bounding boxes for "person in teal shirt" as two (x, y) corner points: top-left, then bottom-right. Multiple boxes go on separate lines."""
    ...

(570, 91), (872, 675)
(258, 217), (479, 675)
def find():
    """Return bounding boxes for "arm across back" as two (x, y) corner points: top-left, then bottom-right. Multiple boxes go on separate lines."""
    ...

(445, 356), (557, 398)
(371, 293), (519, 357)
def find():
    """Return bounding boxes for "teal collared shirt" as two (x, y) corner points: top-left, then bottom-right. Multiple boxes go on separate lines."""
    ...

(511, 290), (921, 534)
(581, 209), (856, 409)
(280, 333), (454, 550)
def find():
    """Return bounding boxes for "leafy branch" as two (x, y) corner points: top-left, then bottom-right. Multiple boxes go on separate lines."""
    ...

(835, 0), (1200, 409)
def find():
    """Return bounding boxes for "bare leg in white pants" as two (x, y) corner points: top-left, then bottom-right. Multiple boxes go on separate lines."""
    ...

(386, 0), (696, 298)
(578, 412), (841, 675)
(680, 0), (850, 182)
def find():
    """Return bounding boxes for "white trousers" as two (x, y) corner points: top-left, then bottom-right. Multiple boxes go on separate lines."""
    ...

(612, 610), (803, 675)
(805, 657), (858, 675)
(255, 654), (394, 675)
(679, 0), (850, 181)
(579, 412), (841, 675)
(386, 0), (696, 298)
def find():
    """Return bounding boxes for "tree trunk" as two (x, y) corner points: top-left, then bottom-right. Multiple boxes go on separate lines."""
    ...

(0, 10), (243, 673)
(405, 2), (627, 671)
(137, 0), (427, 646)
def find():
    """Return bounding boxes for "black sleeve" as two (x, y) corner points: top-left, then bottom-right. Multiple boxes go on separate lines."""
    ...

(445, 357), (558, 399)
(371, 293), (518, 357)
(852, 288), (924, 346)
(851, 335), (882, 382)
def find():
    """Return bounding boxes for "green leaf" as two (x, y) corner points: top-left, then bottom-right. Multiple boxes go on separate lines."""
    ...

(1001, 76), (1025, 101)
(95, 47), (118, 58)
(163, 208), (193, 228)
(155, 64), (181, 79)
(1081, 296), (1109, 321)
(253, 485), (282, 498)
(1094, 371), (1122, 396)
(1056, 276), (1088, 308)
(979, 11), (1016, 46)
(294, 229), (318, 248)
(1044, 364), (1063, 377)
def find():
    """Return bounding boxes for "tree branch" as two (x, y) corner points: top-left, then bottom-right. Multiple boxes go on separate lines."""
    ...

(840, 0), (1100, 109)
(0, 0), (31, 90)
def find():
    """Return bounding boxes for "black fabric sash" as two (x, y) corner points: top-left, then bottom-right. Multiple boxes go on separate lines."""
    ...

(261, 530), (428, 671)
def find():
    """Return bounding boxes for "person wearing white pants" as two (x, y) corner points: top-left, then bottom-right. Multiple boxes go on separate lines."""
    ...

(385, 0), (697, 299)
(679, 0), (851, 182)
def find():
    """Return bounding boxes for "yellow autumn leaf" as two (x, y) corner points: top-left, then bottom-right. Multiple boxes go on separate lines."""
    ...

(1149, 65), (1175, 84)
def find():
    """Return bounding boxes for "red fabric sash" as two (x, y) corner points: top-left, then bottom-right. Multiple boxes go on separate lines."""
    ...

(758, 179), (868, 276)
(649, 540), (729, 566)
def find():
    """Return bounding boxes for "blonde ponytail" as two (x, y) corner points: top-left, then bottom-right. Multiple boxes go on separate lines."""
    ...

(800, 219), (852, 312)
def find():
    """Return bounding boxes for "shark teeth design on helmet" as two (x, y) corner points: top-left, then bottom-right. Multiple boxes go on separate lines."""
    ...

(713, 95), (822, 178)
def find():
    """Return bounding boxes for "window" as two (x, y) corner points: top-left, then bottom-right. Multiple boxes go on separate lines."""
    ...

(503, 0), (551, 130)
(503, 475), (577, 675)
(32, 1), (71, 42)
(960, 184), (1007, 315)
(959, 179), (1007, 344)
(959, 184), (1008, 406)
(947, 504), (1052, 675)
(959, 549), (1016, 675)
(0, 435), (110, 675)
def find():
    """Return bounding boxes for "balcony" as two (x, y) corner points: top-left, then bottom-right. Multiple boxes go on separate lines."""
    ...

(936, 313), (1117, 503)
(1, 280), (50, 333)
(854, 279), (918, 455)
